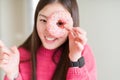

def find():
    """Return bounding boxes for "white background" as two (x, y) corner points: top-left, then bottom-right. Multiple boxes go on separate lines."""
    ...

(0, 0), (120, 80)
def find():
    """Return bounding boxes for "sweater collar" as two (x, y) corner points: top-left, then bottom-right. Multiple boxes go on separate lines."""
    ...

(37, 46), (62, 56)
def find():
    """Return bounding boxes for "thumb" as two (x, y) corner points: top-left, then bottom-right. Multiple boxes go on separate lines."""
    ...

(10, 46), (20, 62)
(10, 46), (19, 55)
(68, 31), (75, 41)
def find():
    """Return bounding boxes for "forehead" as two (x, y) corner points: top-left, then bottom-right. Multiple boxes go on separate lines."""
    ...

(38, 3), (70, 17)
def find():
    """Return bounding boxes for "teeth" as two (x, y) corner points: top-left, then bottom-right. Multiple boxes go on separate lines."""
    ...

(45, 37), (55, 41)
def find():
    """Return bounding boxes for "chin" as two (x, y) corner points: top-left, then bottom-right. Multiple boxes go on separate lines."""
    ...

(43, 45), (59, 50)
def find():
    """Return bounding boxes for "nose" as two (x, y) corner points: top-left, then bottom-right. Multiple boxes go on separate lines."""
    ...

(44, 25), (55, 37)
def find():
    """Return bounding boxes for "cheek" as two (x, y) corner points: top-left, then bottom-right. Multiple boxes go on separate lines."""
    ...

(37, 23), (44, 36)
(59, 34), (68, 45)
(60, 31), (68, 40)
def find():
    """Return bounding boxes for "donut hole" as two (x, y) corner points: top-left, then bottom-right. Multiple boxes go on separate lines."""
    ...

(57, 20), (66, 28)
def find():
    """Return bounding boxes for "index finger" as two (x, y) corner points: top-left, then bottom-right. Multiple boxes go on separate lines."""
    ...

(64, 24), (72, 32)
(0, 40), (5, 48)
(72, 27), (87, 36)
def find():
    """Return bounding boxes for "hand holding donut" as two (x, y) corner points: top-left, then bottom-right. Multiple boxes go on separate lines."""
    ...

(0, 40), (20, 79)
(66, 27), (87, 62)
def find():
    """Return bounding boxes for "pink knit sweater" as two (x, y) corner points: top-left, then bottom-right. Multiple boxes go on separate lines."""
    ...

(4, 44), (97, 80)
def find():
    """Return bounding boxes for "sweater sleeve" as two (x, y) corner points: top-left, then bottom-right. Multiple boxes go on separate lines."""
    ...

(4, 73), (22, 80)
(67, 44), (97, 80)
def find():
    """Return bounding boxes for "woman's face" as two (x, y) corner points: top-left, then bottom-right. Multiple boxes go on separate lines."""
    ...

(37, 2), (71, 49)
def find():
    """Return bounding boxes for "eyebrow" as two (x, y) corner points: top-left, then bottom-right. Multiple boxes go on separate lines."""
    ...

(39, 14), (47, 18)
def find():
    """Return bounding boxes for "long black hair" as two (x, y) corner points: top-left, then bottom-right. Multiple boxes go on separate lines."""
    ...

(20, 0), (79, 80)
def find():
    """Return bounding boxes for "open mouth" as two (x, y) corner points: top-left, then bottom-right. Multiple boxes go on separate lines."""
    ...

(45, 36), (57, 41)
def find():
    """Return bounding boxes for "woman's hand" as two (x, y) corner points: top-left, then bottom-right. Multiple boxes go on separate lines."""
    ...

(67, 27), (87, 62)
(0, 40), (20, 79)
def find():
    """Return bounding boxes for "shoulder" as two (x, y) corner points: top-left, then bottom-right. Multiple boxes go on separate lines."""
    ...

(82, 44), (95, 61)
(82, 44), (93, 55)
(18, 47), (31, 61)
(82, 44), (96, 66)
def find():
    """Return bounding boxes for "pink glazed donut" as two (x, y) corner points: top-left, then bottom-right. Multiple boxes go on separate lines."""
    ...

(46, 11), (73, 38)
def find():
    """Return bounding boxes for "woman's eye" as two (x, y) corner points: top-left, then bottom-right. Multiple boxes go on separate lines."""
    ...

(40, 19), (47, 23)
(57, 20), (65, 27)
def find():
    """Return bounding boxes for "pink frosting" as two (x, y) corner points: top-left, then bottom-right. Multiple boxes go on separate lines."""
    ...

(46, 11), (73, 37)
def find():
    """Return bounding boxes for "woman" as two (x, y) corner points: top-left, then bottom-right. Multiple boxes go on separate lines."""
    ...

(0, 0), (97, 80)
